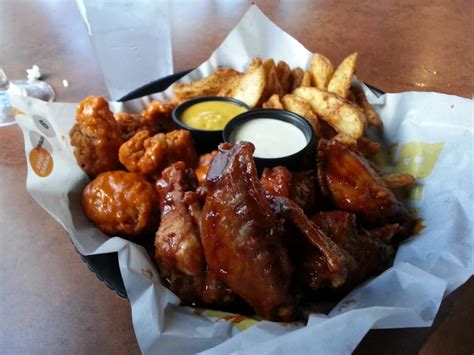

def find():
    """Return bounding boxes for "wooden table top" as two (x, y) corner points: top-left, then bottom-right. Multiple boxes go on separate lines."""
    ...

(1, 1), (472, 354)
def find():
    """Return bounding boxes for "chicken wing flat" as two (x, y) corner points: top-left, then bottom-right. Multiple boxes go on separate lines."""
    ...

(317, 139), (414, 238)
(261, 166), (317, 215)
(82, 171), (158, 237)
(119, 129), (198, 177)
(268, 196), (347, 288)
(202, 142), (294, 321)
(70, 96), (123, 177)
(311, 211), (394, 290)
(154, 162), (234, 306)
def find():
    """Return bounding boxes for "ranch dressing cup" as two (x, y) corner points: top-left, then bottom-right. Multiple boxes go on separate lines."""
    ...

(223, 109), (315, 171)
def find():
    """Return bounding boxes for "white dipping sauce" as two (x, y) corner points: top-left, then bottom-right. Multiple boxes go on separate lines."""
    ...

(230, 118), (307, 158)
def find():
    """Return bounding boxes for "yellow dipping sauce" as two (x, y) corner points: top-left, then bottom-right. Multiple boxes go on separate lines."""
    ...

(180, 101), (247, 131)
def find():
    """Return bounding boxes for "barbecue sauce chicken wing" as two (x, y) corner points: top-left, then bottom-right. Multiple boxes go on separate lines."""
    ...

(154, 162), (235, 307)
(202, 142), (295, 321)
(317, 139), (414, 238)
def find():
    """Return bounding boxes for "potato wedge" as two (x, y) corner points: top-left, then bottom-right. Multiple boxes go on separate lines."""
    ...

(276, 60), (292, 95)
(328, 52), (358, 98)
(300, 70), (312, 88)
(260, 59), (283, 105)
(357, 136), (381, 158)
(382, 173), (416, 189)
(351, 85), (382, 127)
(334, 133), (357, 146)
(282, 94), (319, 134)
(173, 68), (241, 101)
(293, 87), (364, 140)
(290, 67), (304, 91)
(226, 58), (266, 108)
(310, 53), (335, 90)
(263, 94), (284, 109)
(217, 72), (243, 97)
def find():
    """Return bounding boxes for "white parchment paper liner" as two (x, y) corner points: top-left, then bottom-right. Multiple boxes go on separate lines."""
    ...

(11, 6), (473, 355)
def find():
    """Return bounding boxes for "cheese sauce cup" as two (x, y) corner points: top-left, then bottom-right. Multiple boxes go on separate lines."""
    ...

(223, 109), (315, 171)
(172, 96), (249, 153)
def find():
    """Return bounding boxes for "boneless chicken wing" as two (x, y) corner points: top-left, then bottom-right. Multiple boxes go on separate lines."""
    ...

(82, 171), (158, 237)
(115, 100), (177, 141)
(317, 139), (414, 238)
(118, 129), (198, 177)
(202, 142), (294, 321)
(70, 96), (123, 177)
(154, 162), (234, 306)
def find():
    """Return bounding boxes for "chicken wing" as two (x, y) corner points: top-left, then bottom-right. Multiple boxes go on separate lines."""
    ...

(82, 170), (158, 237)
(268, 196), (347, 288)
(202, 142), (294, 321)
(261, 166), (316, 214)
(311, 211), (394, 289)
(154, 162), (234, 306)
(115, 100), (177, 141)
(317, 139), (414, 238)
(70, 96), (123, 177)
(119, 129), (198, 177)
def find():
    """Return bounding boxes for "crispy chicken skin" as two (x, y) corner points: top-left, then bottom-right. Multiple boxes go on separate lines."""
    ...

(115, 100), (177, 141)
(154, 162), (234, 306)
(261, 166), (316, 214)
(70, 96), (123, 177)
(317, 139), (414, 237)
(119, 129), (198, 177)
(202, 142), (294, 321)
(82, 170), (158, 237)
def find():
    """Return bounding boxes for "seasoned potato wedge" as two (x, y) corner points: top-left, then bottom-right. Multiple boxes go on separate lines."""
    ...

(263, 94), (284, 109)
(328, 52), (358, 98)
(357, 136), (381, 158)
(282, 94), (319, 134)
(293, 87), (364, 140)
(351, 85), (382, 127)
(260, 58), (283, 104)
(290, 67), (304, 91)
(382, 173), (416, 189)
(300, 70), (312, 88)
(276, 60), (292, 95)
(226, 58), (266, 108)
(310, 53), (335, 90)
(173, 68), (241, 101)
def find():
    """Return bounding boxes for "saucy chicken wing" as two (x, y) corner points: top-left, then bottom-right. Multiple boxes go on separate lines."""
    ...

(82, 170), (158, 237)
(115, 100), (177, 141)
(261, 166), (316, 214)
(154, 162), (234, 306)
(70, 96), (123, 177)
(202, 142), (294, 321)
(310, 211), (394, 290)
(317, 139), (414, 238)
(268, 196), (348, 288)
(119, 129), (198, 177)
